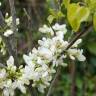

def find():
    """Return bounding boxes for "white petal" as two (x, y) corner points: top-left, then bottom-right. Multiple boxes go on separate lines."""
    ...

(3, 89), (9, 96)
(23, 55), (33, 66)
(77, 54), (86, 61)
(4, 30), (13, 37)
(7, 56), (14, 66)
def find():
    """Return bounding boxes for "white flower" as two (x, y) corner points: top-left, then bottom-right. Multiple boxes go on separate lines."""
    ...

(38, 84), (46, 93)
(39, 25), (54, 36)
(50, 37), (68, 54)
(3, 79), (15, 96)
(4, 30), (13, 37)
(7, 56), (14, 66)
(38, 37), (51, 48)
(14, 80), (26, 94)
(76, 49), (86, 61)
(23, 23), (86, 93)
(53, 55), (67, 67)
(38, 47), (53, 60)
(23, 65), (35, 80)
(6, 56), (17, 73)
(5, 13), (9, 17)
(72, 39), (82, 48)
(0, 69), (6, 79)
(52, 23), (67, 34)
(52, 23), (67, 39)
(67, 49), (86, 61)
(0, 23), (86, 95)
(23, 55), (34, 66)
(0, 56), (29, 96)
(5, 16), (12, 26)
(16, 18), (20, 25)
(5, 16), (20, 26)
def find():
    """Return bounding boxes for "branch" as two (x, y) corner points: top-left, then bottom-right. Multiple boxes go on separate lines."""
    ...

(70, 61), (76, 96)
(9, 0), (19, 67)
(9, 0), (17, 34)
(47, 21), (56, 36)
(66, 26), (93, 50)
(46, 25), (93, 96)
(46, 66), (61, 96)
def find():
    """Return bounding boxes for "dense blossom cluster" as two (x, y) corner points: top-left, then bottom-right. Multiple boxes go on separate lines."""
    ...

(0, 23), (86, 96)
(4, 13), (19, 37)
(0, 56), (27, 96)
(0, 13), (19, 55)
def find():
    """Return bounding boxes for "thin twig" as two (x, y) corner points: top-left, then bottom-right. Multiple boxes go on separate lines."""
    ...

(70, 61), (76, 96)
(46, 66), (61, 96)
(66, 27), (92, 50)
(47, 21), (56, 36)
(23, 8), (31, 21)
(82, 61), (88, 96)
(9, 0), (17, 34)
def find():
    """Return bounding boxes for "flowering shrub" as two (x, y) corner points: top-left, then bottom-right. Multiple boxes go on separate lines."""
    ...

(0, 22), (86, 96)
(1, 0), (96, 96)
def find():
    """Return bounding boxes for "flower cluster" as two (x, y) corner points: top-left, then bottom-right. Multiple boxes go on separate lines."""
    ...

(4, 13), (19, 37)
(0, 56), (28, 96)
(0, 23), (86, 96)
(23, 23), (86, 92)
(0, 13), (20, 55)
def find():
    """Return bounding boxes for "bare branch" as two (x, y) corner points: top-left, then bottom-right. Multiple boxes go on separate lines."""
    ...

(9, 0), (17, 34)
(46, 66), (61, 96)
(9, 0), (19, 67)
(66, 26), (93, 50)
(70, 61), (76, 96)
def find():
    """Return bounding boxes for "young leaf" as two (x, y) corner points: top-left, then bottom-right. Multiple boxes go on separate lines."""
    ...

(47, 15), (55, 24)
(62, 0), (70, 8)
(84, 0), (96, 13)
(67, 3), (90, 32)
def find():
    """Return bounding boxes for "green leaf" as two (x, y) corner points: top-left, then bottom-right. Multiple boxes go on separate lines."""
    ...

(47, 15), (55, 24)
(49, 9), (65, 22)
(84, 0), (96, 13)
(93, 12), (96, 31)
(62, 0), (70, 8)
(67, 3), (90, 32)
(49, 9), (56, 16)
(57, 11), (65, 19)
(87, 42), (96, 55)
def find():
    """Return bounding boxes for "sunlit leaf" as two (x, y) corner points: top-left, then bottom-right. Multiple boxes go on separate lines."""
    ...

(47, 15), (55, 24)
(84, 0), (96, 13)
(62, 0), (70, 8)
(67, 3), (90, 32)
(48, 9), (65, 22)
